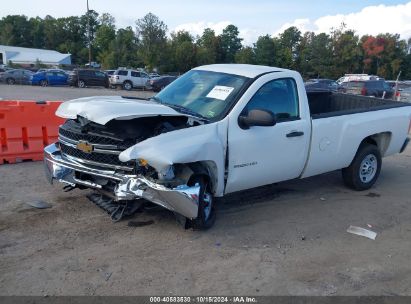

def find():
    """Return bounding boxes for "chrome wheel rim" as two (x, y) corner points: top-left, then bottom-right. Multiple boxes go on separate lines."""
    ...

(124, 83), (131, 90)
(79, 81), (85, 88)
(359, 154), (377, 183)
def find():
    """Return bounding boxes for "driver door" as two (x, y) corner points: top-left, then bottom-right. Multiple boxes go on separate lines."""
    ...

(225, 77), (311, 194)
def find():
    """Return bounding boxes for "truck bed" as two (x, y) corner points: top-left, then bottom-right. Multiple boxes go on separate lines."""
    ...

(307, 91), (411, 119)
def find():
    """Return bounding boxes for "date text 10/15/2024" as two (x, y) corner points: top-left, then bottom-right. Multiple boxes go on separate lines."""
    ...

(149, 296), (258, 303)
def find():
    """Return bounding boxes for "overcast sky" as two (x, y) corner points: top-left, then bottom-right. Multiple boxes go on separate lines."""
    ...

(2, 0), (411, 45)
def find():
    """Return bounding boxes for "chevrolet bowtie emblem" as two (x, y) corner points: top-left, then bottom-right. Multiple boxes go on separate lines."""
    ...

(76, 140), (93, 153)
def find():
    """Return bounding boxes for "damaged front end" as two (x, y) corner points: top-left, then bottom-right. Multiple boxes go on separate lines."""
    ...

(44, 143), (200, 219)
(44, 112), (205, 220)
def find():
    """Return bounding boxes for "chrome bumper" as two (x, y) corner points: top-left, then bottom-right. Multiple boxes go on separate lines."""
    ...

(44, 143), (200, 219)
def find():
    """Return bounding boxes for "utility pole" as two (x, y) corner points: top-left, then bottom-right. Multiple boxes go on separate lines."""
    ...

(87, 0), (91, 66)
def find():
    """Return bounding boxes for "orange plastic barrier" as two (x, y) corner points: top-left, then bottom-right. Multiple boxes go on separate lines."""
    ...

(0, 100), (65, 164)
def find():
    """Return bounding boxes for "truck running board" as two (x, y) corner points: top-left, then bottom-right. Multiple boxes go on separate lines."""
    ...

(86, 193), (144, 222)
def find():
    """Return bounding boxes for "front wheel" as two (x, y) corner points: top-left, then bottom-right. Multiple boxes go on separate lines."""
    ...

(342, 143), (381, 191)
(40, 80), (48, 87)
(187, 176), (216, 230)
(7, 78), (15, 85)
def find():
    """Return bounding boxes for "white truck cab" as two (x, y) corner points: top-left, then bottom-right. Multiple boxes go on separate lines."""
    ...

(45, 64), (411, 229)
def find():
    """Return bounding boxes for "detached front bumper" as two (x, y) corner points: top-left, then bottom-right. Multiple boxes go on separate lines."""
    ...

(44, 143), (200, 219)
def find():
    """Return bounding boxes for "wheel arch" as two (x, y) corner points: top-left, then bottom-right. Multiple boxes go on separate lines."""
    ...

(186, 161), (218, 194)
(358, 132), (392, 157)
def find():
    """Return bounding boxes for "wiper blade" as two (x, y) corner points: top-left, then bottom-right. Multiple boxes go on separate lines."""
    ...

(150, 97), (209, 122)
(165, 104), (210, 121)
(150, 96), (163, 103)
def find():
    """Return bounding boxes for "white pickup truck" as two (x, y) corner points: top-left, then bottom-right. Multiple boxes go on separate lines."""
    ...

(44, 64), (411, 229)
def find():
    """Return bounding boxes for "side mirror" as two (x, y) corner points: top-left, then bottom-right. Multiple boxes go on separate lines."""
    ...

(238, 109), (276, 130)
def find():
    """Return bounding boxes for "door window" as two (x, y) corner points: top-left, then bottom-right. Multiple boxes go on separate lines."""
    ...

(95, 71), (105, 78)
(383, 82), (391, 91)
(243, 78), (299, 122)
(131, 71), (141, 77)
(117, 70), (128, 76)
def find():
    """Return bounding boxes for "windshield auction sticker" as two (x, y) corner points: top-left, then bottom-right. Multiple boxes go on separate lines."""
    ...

(206, 86), (234, 100)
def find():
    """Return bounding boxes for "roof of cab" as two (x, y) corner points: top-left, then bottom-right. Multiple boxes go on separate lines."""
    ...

(193, 64), (289, 78)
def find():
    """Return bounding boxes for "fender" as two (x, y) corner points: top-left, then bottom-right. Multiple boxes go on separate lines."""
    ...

(119, 120), (228, 196)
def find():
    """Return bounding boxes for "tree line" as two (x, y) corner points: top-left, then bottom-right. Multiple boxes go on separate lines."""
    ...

(1, 12), (410, 79)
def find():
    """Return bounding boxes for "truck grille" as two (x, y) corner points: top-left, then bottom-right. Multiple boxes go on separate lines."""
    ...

(59, 127), (135, 149)
(58, 124), (136, 169)
(59, 142), (133, 168)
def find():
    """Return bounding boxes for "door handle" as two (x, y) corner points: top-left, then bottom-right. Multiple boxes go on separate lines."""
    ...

(286, 131), (304, 138)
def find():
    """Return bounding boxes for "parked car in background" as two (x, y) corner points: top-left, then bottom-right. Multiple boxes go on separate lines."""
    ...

(342, 80), (394, 99)
(68, 69), (109, 88)
(0, 67), (12, 80)
(149, 72), (160, 78)
(0, 67), (12, 73)
(104, 70), (116, 76)
(337, 74), (384, 84)
(36, 68), (67, 74)
(32, 70), (69, 86)
(85, 62), (101, 68)
(109, 69), (150, 90)
(304, 79), (339, 92)
(0, 69), (34, 85)
(148, 75), (177, 92)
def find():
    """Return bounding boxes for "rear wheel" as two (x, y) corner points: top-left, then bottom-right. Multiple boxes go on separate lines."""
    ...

(78, 79), (86, 88)
(342, 143), (381, 191)
(123, 81), (132, 91)
(7, 78), (15, 85)
(40, 80), (48, 87)
(187, 176), (216, 230)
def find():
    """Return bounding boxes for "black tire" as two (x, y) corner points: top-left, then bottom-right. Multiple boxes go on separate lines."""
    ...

(187, 175), (216, 230)
(7, 78), (15, 85)
(123, 81), (132, 91)
(40, 80), (48, 87)
(342, 143), (381, 191)
(78, 79), (86, 88)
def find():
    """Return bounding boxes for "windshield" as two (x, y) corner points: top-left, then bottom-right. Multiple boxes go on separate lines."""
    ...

(154, 70), (249, 120)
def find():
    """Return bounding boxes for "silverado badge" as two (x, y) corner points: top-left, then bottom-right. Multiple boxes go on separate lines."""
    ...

(76, 141), (93, 153)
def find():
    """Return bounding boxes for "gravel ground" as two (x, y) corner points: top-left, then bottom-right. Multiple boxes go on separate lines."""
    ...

(0, 83), (154, 101)
(1, 146), (411, 296)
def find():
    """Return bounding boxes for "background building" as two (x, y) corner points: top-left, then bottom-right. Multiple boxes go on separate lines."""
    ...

(0, 45), (71, 66)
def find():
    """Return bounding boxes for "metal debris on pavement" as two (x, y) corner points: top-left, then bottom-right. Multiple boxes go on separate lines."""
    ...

(347, 225), (377, 240)
(25, 200), (52, 209)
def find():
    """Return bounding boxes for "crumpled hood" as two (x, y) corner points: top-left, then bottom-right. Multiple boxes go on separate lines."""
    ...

(55, 96), (190, 125)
